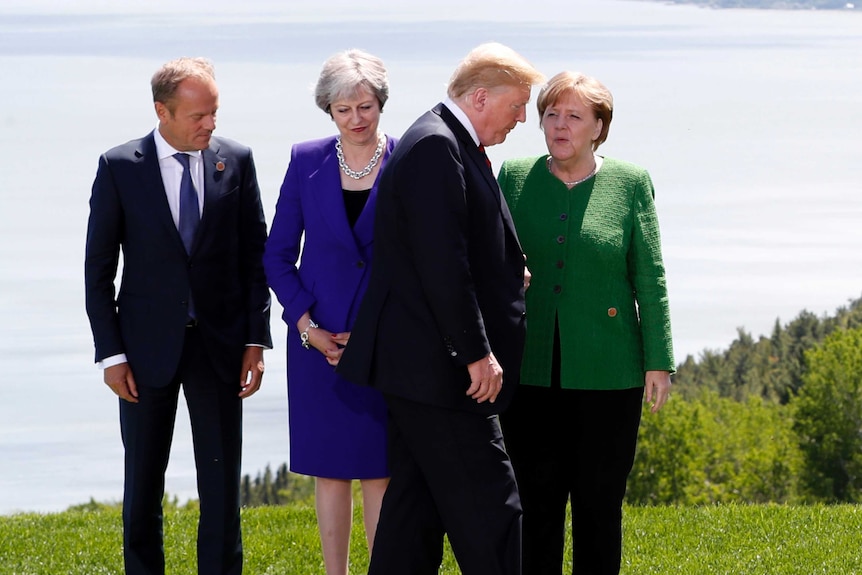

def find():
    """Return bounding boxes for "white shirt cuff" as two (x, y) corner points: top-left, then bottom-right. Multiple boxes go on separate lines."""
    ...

(98, 354), (127, 370)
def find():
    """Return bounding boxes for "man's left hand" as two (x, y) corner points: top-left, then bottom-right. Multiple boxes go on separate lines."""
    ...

(239, 346), (265, 398)
(466, 352), (503, 404)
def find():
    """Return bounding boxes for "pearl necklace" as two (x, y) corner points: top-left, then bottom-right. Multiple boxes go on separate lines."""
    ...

(336, 133), (385, 180)
(547, 156), (597, 188)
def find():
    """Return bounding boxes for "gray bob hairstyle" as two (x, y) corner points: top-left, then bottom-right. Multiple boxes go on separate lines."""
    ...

(314, 49), (389, 114)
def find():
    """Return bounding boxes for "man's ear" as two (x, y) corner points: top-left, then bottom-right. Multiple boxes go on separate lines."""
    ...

(472, 87), (488, 111)
(154, 101), (169, 122)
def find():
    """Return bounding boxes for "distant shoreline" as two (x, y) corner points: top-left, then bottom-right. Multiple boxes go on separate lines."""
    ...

(647, 0), (856, 9)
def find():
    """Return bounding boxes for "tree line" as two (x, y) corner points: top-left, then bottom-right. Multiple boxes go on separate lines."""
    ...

(630, 295), (862, 504)
(242, 295), (862, 507)
(672, 295), (862, 403)
(241, 463), (314, 508)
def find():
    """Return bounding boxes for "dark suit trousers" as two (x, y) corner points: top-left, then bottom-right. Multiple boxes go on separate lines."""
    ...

(119, 326), (243, 575)
(501, 384), (643, 575)
(369, 394), (522, 575)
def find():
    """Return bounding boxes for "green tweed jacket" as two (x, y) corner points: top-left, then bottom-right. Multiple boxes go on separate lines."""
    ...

(498, 155), (674, 390)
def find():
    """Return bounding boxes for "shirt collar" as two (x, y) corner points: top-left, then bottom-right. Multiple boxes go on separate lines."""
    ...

(442, 96), (480, 147)
(153, 126), (203, 162)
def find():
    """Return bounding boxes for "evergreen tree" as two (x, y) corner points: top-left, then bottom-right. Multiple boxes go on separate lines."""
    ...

(673, 295), (862, 404)
(240, 464), (315, 507)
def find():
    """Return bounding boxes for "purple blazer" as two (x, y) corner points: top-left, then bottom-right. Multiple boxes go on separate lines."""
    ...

(264, 134), (396, 478)
(264, 134), (397, 342)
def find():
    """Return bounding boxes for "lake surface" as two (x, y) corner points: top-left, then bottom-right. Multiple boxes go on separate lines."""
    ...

(1, 0), (860, 514)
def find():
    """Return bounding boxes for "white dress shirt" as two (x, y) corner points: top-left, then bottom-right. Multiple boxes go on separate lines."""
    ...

(153, 127), (205, 225)
(442, 96), (480, 147)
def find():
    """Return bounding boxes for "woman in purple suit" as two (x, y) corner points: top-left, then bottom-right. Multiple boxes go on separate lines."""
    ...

(263, 49), (395, 575)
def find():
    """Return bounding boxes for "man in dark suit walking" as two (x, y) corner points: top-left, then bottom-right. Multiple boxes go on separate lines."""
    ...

(338, 43), (544, 575)
(85, 57), (271, 575)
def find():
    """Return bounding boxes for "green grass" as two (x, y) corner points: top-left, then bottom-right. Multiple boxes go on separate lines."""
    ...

(2, 503), (861, 574)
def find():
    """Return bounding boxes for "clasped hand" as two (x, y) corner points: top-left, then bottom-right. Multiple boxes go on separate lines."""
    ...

(304, 325), (350, 366)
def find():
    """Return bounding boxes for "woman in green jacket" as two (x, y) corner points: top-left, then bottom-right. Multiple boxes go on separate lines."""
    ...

(498, 71), (675, 575)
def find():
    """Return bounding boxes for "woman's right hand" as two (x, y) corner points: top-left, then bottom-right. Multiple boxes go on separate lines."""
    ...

(307, 326), (346, 366)
(297, 313), (350, 366)
(319, 330), (350, 366)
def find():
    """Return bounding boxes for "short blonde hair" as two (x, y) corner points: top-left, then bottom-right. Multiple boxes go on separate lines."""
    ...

(151, 57), (215, 111)
(315, 49), (389, 114)
(537, 71), (614, 150)
(447, 42), (544, 99)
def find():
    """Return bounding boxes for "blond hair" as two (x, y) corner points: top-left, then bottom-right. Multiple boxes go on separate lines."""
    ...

(537, 71), (614, 150)
(447, 42), (544, 99)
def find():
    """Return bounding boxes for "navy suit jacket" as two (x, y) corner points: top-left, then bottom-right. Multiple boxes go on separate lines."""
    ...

(338, 104), (527, 414)
(85, 131), (272, 388)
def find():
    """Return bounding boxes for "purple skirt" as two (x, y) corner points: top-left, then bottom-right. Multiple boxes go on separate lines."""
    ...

(286, 335), (388, 479)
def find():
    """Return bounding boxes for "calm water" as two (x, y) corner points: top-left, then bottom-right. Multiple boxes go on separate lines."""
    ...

(1, 0), (860, 514)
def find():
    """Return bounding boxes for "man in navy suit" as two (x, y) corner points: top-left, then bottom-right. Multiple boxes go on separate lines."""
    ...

(85, 57), (271, 575)
(338, 43), (544, 575)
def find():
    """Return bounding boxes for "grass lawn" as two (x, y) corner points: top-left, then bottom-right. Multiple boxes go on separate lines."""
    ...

(1, 502), (861, 574)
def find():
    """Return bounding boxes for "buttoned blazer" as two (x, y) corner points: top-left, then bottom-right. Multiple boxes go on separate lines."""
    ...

(498, 155), (675, 390)
(263, 135), (397, 336)
(338, 104), (527, 414)
(85, 131), (272, 388)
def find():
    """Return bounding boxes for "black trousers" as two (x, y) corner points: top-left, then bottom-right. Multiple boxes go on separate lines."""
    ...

(369, 394), (522, 575)
(501, 384), (643, 575)
(119, 326), (243, 575)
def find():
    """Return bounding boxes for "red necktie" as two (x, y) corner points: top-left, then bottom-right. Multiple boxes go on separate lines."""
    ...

(478, 144), (492, 170)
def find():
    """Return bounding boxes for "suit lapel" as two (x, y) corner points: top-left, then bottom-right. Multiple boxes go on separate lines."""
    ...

(311, 139), (382, 253)
(436, 104), (501, 201)
(197, 143), (227, 255)
(436, 105), (523, 251)
(137, 133), (188, 255)
(351, 138), (394, 250)
(312, 143), (359, 250)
